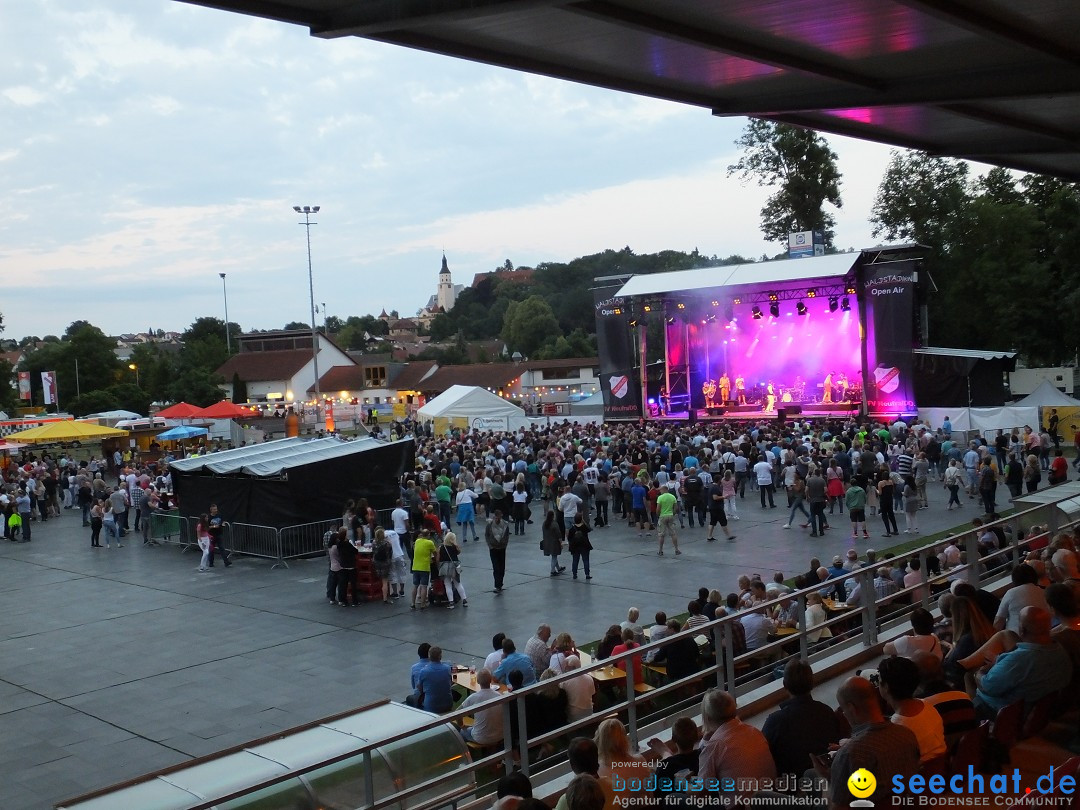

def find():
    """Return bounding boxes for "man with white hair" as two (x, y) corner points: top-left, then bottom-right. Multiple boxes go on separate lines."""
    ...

(559, 655), (596, 721)
(698, 689), (776, 801)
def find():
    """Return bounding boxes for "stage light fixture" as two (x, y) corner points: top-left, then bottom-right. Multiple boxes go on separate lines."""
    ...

(806, 288), (816, 298)
(628, 318), (638, 327)
(704, 313), (716, 324)
(733, 297), (742, 305)
(612, 307), (622, 316)
(665, 315), (676, 324)
(846, 285), (856, 295)
(710, 300), (720, 307)
(676, 302), (686, 310)
(841, 297), (851, 311)
(828, 296), (839, 312)
(751, 306), (763, 319)
(796, 301), (807, 316)
(768, 291), (779, 302)
(643, 304), (652, 313)
(769, 302), (780, 317)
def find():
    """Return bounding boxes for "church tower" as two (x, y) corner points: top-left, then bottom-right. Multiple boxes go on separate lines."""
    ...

(436, 253), (456, 312)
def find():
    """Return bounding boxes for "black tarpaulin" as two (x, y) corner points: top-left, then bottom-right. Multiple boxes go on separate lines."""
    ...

(169, 436), (415, 527)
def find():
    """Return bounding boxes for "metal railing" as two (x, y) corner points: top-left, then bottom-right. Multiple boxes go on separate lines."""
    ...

(101, 490), (1080, 810)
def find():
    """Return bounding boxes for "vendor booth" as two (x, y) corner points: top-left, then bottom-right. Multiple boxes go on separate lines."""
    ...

(417, 385), (539, 434)
(169, 436), (414, 527)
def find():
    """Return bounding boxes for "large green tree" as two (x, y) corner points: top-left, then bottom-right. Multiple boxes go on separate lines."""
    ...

(727, 120), (843, 247)
(501, 295), (560, 358)
(870, 151), (971, 251)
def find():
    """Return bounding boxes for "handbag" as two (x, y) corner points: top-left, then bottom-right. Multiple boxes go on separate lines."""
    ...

(438, 560), (456, 578)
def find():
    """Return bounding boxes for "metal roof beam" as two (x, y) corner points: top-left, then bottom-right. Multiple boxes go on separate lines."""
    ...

(565, 0), (884, 91)
(179, 0), (326, 27)
(367, 29), (723, 107)
(890, 0), (1080, 68)
(938, 103), (1080, 149)
(311, 0), (560, 38)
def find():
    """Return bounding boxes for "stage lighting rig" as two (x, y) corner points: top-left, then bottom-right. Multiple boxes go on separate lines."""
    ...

(751, 306), (763, 319)
(676, 302), (686, 310)
(806, 288), (816, 298)
(845, 285), (856, 295)
(841, 297), (851, 311)
(828, 296), (839, 312)
(796, 301), (808, 316)
(732, 297), (742, 305)
(769, 301), (780, 317)
(643, 304), (653, 313)
(710, 299), (720, 307)
(768, 291), (779, 302)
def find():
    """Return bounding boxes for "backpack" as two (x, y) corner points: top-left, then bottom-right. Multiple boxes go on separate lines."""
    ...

(373, 539), (392, 564)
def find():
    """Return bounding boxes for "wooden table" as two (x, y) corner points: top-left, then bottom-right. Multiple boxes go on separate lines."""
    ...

(823, 599), (854, 612)
(453, 669), (508, 693)
(590, 663), (626, 683)
(771, 627), (798, 637)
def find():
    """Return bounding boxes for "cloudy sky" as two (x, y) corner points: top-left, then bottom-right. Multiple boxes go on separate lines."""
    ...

(1, 1), (911, 341)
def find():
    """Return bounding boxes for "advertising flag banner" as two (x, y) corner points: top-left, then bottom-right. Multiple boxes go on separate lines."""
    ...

(41, 371), (58, 406)
(18, 372), (31, 401)
(593, 282), (642, 420)
(864, 262), (917, 417)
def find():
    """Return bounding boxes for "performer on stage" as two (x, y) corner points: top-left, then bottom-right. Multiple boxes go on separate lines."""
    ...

(702, 379), (717, 408)
(836, 373), (849, 402)
(764, 381), (776, 412)
(734, 374), (746, 405)
(822, 371), (834, 404)
(718, 372), (731, 406)
(659, 387), (669, 415)
(791, 375), (805, 402)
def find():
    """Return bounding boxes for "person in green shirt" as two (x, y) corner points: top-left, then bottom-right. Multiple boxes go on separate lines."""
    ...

(411, 531), (438, 610)
(434, 482), (453, 527)
(655, 489), (680, 555)
(845, 478), (868, 540)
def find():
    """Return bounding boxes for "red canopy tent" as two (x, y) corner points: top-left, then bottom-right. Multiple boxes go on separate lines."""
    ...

(155, 402), (203, 419)
(193, 400), (256, 419)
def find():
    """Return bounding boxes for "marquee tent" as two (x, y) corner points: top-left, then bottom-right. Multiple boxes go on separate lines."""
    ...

(169, 436), (415, 527)
(417, 385), (538, 433)
(1015, 381), (1080, 408)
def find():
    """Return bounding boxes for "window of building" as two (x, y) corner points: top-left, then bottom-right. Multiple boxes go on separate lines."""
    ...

(364, 366), (387, 387)
(543, 368), (581, 380)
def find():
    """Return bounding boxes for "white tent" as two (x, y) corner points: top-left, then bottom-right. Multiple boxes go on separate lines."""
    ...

(918, 406), (1039, 434)
(1014, 380), (1080, 408)
(418, 385), (538, 432)
(569, 392), (604, 425)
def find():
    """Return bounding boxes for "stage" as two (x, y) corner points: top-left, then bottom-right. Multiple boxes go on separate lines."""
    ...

(654, 400), (861, 422)
(593, 249), (928, 422)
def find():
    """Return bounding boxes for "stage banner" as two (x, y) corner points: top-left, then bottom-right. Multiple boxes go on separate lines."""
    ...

(593, 283), (642, 420)
(865, 261), (917, 417)
(18, 372), (31, 401)
(41, 371), (57, 405)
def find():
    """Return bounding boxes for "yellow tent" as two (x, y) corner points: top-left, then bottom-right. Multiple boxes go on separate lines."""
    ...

(6, 420), (129, 444)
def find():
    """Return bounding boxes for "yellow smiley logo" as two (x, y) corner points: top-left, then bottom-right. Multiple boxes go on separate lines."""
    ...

(847, 768), (877, 799)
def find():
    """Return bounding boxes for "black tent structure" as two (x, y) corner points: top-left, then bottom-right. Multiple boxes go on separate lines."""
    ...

(169, 436), (415, 527)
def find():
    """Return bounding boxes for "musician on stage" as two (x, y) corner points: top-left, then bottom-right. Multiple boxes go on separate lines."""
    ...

(659, 387), (669, 415)
(764, 381), (776, 412)
(718, 373), (731, 406)
(836, 373), (849, 402)
(822, 371), (834, 403)
(702, 379), (717, 408)
(734, 374), (746, 405)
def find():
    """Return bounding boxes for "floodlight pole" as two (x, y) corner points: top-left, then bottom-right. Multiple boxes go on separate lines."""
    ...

(219, 273), (231, 355)
(294, 205), (321, 403)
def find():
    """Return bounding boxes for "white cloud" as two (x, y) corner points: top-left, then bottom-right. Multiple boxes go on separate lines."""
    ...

(3, 86), (46, 106)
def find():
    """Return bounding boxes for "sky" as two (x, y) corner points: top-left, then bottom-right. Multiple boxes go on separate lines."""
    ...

(1, 1), (911, 342)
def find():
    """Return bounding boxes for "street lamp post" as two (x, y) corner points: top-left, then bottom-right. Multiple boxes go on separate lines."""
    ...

(128, 363), (140, 387)
(219, 272), (231, 355)
(293, 205), (321, 403)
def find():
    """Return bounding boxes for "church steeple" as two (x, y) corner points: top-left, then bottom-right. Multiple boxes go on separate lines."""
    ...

(437, 253), (455, 311)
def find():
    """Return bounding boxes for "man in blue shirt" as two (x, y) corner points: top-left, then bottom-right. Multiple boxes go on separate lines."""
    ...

(406, 642), (431, 707)
(493, 638), (537, 687)
(413, 645), (453, 713)
(974, 607), (1072, 718)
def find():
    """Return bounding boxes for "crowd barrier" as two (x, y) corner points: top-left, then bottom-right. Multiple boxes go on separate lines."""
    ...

(69, 487), (1080, 810)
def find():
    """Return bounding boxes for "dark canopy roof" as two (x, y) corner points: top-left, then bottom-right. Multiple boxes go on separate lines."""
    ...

(180, 0), (1080, 181)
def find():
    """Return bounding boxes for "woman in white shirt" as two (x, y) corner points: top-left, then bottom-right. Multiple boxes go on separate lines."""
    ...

(805, 593), (833, 643)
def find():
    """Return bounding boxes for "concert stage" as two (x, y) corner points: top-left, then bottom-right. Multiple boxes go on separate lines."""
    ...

(593, 247), (927, 422)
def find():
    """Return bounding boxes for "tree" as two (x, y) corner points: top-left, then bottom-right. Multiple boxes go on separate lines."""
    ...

(727, 120), (843, 247)
(869, 151), (970, 251)
(283, 321), (310, 331)
(324, 315), (345, 334)
(501, 296), (560, 358)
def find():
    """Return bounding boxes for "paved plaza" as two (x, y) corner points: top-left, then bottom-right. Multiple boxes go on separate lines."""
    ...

(1, 492), (981, 809)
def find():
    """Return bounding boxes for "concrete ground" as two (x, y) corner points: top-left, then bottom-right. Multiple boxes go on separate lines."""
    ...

(0, 489), (987, 809)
